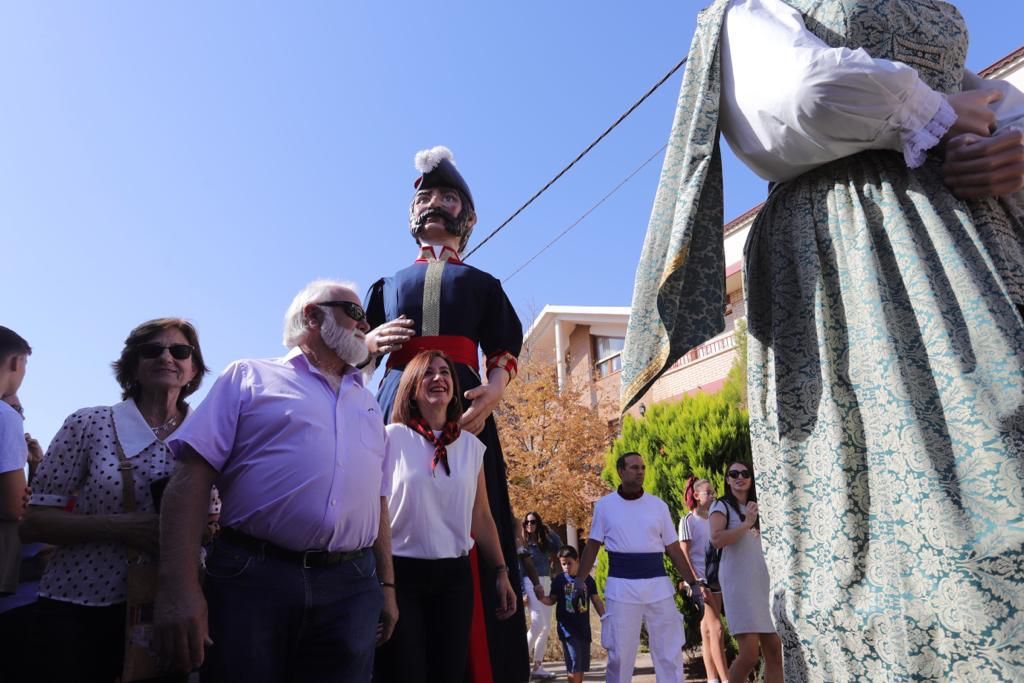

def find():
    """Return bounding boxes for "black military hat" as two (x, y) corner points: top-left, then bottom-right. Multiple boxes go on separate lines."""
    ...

(413, 146), (474, 210)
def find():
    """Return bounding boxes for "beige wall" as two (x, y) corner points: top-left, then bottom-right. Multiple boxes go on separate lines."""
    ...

(567, 325), (593, 390)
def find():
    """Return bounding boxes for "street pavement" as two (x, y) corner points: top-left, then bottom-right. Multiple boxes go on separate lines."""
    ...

(539, 652), (710, 682)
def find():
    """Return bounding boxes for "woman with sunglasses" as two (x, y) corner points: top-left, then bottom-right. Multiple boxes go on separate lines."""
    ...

(375, 350), (516, 683)
(20, 318), (209, 682)
(520, 512), (561, 680)
(709, 463), (782, 683)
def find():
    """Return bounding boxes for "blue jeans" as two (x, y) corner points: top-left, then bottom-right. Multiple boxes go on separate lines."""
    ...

(201, 538), (383, 683)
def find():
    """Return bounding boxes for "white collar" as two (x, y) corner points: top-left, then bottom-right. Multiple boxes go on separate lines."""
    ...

(112, 399), (190, 458)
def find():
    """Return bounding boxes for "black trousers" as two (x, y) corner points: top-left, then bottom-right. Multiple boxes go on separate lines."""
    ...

(374, 555), (474, 683)
(29, 598), (126, 682)
(24, 598), (185, 683)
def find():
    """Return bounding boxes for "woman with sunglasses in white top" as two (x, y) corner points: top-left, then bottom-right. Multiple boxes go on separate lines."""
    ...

(20, 318), (210, 682)
(709, 462), (782, 683)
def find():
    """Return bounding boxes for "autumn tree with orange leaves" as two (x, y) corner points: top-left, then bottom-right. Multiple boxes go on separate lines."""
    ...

(497, 356), (611, 532)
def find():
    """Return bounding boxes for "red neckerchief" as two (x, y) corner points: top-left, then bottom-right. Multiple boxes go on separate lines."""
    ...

(617, 485), (644, 501)
(408, 417), (461, 477)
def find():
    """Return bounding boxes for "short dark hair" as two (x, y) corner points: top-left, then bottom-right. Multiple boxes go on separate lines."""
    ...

(557, 545), (579, 560)
(390, 350), (463, 426)
(616, 451), (643, 472)
(111, 318), (209, 413)
(0, 326), (31, 363)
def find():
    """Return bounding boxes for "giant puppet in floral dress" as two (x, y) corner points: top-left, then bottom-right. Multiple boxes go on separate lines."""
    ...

(621, 0), (1024, 680)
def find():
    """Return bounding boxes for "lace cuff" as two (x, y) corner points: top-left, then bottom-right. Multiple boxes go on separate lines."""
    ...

(902, 97), (956, 168)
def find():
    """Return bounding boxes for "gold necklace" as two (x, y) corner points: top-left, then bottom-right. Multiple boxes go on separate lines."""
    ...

(151, 414), (180, 436)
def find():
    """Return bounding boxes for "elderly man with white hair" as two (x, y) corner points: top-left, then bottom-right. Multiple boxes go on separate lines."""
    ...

(153, 279), (396, 683)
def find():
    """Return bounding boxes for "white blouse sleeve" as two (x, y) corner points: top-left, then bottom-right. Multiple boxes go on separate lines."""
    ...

(961, 69), (1024, 134)
(719, 0), (954, 182)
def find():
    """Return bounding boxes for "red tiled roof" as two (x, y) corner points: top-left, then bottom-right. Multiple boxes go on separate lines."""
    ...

(724, 202), (763, 235)
(979, 46), (1024, 79)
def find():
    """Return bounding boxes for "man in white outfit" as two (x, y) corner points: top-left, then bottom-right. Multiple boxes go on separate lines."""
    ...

(576, 452), (696, 683)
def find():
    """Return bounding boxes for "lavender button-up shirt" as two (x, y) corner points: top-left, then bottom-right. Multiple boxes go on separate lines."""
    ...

(168, 348), (389, 553)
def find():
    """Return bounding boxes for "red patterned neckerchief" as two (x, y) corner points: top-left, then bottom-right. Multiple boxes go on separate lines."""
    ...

(408, 417), (461, 477)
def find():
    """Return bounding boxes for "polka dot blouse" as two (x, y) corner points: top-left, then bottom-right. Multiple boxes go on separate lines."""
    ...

(29, 400), (177, 606)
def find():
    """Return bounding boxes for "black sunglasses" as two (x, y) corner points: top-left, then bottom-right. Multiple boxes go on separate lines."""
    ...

(727, 469), (752, 480)
(524, 519), (539, 525)
(318, 301), (366, 322)
(137, 343), (194, 360)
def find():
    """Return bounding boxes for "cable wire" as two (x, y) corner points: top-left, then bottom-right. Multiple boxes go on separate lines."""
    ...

(503, 144), (667, 282)
(462, 54), (688, 260)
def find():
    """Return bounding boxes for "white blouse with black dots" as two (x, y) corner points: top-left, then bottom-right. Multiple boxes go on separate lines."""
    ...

(29, 400), (178, 607)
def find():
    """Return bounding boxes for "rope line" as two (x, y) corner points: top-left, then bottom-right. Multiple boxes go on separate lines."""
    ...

(503, 144), (667, 282)
(462, 54), (688, 260)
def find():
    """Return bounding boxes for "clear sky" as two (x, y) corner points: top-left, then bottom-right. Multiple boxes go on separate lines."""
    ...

(3, 1), (1021, 444)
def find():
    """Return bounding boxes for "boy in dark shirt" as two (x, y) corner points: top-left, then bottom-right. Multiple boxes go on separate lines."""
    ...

(538, 545), (605, 683)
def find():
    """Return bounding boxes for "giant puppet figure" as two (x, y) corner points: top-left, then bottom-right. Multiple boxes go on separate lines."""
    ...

(364, 146), (529, 683)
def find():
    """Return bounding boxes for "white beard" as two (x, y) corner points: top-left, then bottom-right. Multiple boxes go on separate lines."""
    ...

(320, 314), (369, 367)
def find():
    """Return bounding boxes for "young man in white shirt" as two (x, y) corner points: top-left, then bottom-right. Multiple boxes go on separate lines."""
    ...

(0, 327), (31, 596)
(576, 452), (698, 683)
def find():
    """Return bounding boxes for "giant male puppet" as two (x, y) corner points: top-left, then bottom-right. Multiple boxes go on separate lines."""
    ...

(363, 146), (528, 683)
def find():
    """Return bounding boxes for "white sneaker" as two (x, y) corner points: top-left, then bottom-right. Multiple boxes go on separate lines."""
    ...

(531, 665), (556, 680)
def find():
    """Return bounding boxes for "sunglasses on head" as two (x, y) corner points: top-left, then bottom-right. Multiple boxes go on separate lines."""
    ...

(318, 301), (366, 322)
(727, 469), (752, 480)
(137, 343), (194, 360)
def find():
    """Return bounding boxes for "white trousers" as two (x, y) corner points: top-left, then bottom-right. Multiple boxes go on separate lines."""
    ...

(523, 576), (553, 665)
(601, 596), (685, 683)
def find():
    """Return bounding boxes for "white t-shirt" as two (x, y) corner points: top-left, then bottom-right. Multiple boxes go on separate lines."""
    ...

(678, 511), (711, 580)
(384, 424), (485, 559)
(588, 491), (677, 604)
(0, 403), (26, 474)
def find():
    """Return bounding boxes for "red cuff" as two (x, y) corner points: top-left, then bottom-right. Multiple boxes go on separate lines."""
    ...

(486, 351), (518, 383)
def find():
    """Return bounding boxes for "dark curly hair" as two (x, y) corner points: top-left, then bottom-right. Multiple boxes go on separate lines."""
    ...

(111, 318), (210, 413)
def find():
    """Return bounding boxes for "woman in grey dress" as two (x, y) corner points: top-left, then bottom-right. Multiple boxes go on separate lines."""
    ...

(710, 462), (782, 683)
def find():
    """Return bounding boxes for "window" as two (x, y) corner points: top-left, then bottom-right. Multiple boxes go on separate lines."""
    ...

(593, 336), (624, 378)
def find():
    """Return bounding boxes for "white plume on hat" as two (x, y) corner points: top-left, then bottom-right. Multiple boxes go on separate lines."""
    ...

(414, 146), (456, 173)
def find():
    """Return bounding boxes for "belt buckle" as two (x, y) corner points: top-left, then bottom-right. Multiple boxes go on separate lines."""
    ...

(302, 550), (332, 569)
(302, 551), (317, 569)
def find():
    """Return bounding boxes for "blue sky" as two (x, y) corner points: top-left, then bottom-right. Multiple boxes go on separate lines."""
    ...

(3, 1), (1021, 443)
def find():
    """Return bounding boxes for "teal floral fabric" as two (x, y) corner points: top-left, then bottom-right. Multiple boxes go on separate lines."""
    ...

(624, 0), (1024, 680)
(619, 0), (729, 412)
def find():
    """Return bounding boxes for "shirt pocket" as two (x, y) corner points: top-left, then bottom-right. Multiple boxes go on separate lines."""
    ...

(359, 408), (385, 454)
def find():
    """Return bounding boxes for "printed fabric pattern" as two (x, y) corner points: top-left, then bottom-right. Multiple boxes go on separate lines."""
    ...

(626, 0), (1024, 680)
(619, 0), (730, 412)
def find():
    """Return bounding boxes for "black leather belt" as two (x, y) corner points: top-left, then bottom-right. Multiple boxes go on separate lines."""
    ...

(220, 527), (367, 569)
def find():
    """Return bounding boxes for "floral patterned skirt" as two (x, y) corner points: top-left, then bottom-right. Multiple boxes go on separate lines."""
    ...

(744, 149), (1024, 681)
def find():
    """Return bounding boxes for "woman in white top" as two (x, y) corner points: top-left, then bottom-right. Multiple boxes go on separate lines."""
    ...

(623, 0), (1024, 679)
(20, 318), (209, 682)
(710, 462), (780, 683)
(678, 477), (728, 683)
(375, 350), (516, 683)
